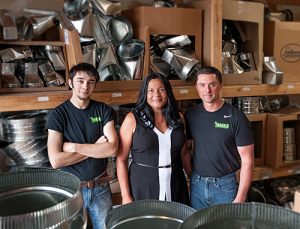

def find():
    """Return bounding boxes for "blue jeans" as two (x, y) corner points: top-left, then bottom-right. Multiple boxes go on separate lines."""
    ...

(190, 172), (239, 210)
(81, 181), (112, 229)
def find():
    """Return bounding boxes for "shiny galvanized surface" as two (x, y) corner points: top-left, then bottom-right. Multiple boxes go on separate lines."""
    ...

(22, 15), (57, 40)
(231, 55), (244, 74)
(107, 16), (133, 46)
(39, 61), (65, 87)
(1, 63), (21, 88)
(2, 137), (47, 160)
(237, 96), (261, 114)
(222, 51), (234, 74)
(150, 49), (172, 77)
(105, 200), (195, 229)
(0, 170), (86, 229)
(162, 49), (201, 82)
(283, 128), (295, 144)
(0, 111), (49, 142)
(164, 35), (191, 48)
(239, 52), (256, 71)
(6, 147), (49, 166)
(0, 45), (32, 63)
(44, 46), (66, 71)
(262, 56), (283, 85)
(118, 39), (144, 80)
(91, 0), (121, 15)
(98, 43), (127, 81)
(93, 13), (110, 47)
(82, 43), (98, 67)
(178, 202), (300, 229)
(0, 9), (18, 40)
(24, 62), (43, 88)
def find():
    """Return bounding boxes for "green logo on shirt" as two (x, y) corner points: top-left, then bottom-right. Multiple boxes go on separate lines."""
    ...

(215, 121), (229, 129)
(90, 117), (101, 123)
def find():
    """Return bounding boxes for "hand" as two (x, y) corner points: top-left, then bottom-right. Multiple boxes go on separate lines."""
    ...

(122, 196), (134, 205)
(63, 142), (76, 153)
(96, 135), (108, 144)
(232, 196), (246, 203)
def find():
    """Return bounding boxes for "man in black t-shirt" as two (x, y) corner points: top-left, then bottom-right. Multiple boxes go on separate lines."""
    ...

(45, 63), (118, 229)
(185, 66), (254, 210)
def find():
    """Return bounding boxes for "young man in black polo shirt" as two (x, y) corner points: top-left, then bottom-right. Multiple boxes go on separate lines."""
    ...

(46, 63), (118, 229)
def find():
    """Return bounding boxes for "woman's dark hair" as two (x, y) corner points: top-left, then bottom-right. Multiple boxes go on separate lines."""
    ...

(69, 62), (100, 84)
(135, 73), (182, 129)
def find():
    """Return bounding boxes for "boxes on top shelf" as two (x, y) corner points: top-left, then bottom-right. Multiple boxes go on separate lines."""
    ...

(182, 0), (264, 86)
(0, 38), (69, 93)
(264, 21), (300, 83)
(121, 6), (203, 87)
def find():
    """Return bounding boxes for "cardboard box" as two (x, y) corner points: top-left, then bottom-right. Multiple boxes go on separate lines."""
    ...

(0, 40), (69, 93)
(247, 113), (266, 166)
(121, 6), (203, 87)
(265, 109), (300, 169)
(222, 0), (264, 85)
(182, 0), (264, 86)
(180, 0), (222, 69)
(264, 21), (300, 83)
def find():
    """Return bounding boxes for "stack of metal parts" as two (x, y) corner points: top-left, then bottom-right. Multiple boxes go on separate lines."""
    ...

(0, 170), (87, 229)
(150, 35), (202, 82)
(222, 20), (256, 75)
(262, 56), (284, 85)
(283, 128), (296, 162)
(61, 0), (145, 81)
(0, 44), (66, 88)
(0, 110), (50, 170)
(237, 96), (262, 114)
(270, 179), (300, 209)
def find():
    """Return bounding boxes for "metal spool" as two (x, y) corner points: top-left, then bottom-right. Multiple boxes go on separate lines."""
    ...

(237, 96), (260, 114)
(105, 200), (196, 229)
(0, 170), (87, 229)
(283, 128), (295, 144)
(107, 157), (117, 183)
(178, 202), (300, 229)
(283, 143), (296, 161)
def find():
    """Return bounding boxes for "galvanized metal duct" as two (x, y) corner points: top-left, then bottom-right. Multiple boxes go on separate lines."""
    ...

(0, 169), (87, 229)
(178, 202), (300, 229)
(105, 200), (195, 229)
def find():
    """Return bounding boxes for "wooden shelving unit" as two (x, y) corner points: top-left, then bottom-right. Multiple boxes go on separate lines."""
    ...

(1, 83), (300, 112)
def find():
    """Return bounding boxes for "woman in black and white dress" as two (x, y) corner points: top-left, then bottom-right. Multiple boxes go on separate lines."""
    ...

(116, 73), (191, 205)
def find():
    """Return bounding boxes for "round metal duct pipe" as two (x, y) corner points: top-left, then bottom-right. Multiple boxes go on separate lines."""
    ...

(0, 170), (87, 229)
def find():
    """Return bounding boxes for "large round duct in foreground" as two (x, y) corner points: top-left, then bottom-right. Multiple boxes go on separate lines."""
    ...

(0, 170), (86, 229)
(178, 202), (300, 229)
(105, 199), (195, 229)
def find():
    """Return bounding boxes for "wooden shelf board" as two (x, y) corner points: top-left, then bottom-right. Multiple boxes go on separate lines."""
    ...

(0, 83), (300, 112)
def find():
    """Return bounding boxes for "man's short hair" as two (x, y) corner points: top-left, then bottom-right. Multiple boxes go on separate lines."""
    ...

(195, 66), (222, 84)
(68, 62), (100, 83)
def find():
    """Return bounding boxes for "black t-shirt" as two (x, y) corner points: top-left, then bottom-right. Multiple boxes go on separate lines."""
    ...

(45, 99), (114, 181)
(185, 102), (254, 178)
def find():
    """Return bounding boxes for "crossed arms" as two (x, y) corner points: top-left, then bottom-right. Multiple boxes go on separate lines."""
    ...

(47, 120), (118, 169)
